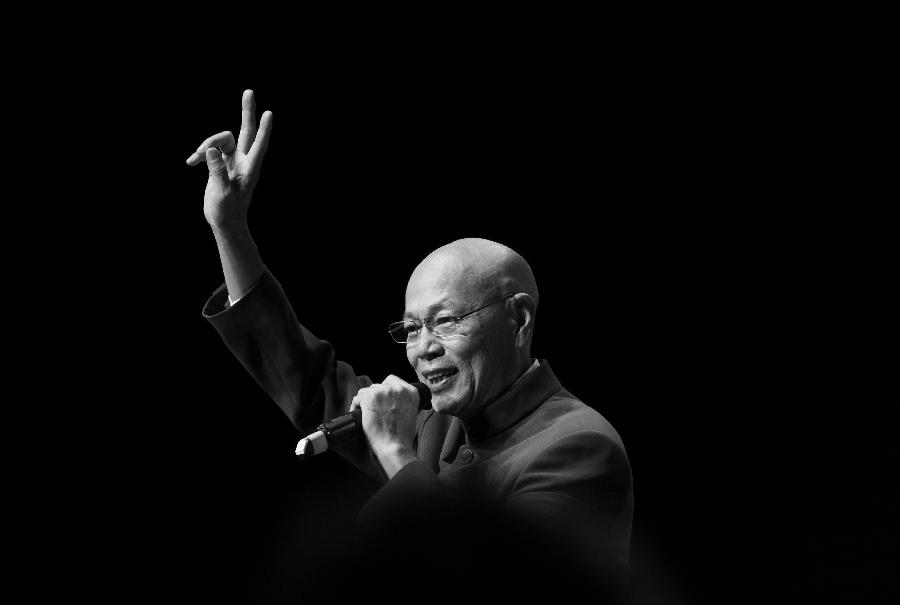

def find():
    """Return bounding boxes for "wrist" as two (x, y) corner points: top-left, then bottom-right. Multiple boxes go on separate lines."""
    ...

(207, 197), (252, 235)
(372, 442), (418, 479)
(210, 218), (251, 240)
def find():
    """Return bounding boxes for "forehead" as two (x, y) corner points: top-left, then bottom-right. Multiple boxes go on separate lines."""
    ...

(403, 256), (478, 318)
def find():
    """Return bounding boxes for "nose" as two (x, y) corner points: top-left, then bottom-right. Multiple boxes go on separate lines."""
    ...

(410, 327), (444, 362)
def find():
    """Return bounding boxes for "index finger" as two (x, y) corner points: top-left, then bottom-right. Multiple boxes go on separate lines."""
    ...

(185, 131), (236, 165)
(236, 89), (256, 155)
(382, 374), (410, 387)
(382, 375), (430, 407)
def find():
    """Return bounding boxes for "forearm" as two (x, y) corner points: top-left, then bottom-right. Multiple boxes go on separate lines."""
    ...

(202, 267), (389, 482)
(204, 267), (335, 430)
(211, 224), (264, 302)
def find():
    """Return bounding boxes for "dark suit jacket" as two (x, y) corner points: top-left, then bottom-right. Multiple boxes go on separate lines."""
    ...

(203, 267), (633, 574)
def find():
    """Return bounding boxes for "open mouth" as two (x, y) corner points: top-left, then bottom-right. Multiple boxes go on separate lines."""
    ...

(423, 368), (458, 388)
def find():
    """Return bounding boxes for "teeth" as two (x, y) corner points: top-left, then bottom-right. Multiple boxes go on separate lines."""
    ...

(427, 371), (453, 384)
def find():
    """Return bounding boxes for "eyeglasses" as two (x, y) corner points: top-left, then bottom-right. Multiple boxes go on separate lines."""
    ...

(388, 293), (516, 344)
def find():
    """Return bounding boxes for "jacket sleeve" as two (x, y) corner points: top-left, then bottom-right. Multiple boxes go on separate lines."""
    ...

(356, 461), (450, 530)
(202, 266), (387, 483)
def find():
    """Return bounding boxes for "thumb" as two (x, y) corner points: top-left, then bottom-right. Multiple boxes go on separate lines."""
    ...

(205, 147), (229, 187)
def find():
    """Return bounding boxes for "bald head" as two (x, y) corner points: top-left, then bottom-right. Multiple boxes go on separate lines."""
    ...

(407, 238), (539, 311)
(403, 239), (540, 418)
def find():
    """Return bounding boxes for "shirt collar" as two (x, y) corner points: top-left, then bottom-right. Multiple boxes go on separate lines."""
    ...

(464, 359), (562, 443)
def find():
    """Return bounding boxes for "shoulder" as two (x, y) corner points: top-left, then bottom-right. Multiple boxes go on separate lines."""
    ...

(527, 388), (627, 453)
(507, 390), (632, 498)
(501, 387), (632, 488)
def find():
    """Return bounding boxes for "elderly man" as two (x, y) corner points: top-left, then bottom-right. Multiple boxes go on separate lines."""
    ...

(189, 91), (633, 594)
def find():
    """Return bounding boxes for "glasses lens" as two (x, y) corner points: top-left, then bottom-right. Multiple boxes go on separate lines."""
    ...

(429, 316), (458, 337)
(389, 321), (418, 343)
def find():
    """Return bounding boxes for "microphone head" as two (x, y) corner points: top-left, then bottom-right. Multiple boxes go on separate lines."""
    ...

(413, 381), (432, 410)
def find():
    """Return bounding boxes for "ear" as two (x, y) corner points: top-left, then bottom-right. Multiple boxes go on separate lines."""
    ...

(509, 293), (537, 349)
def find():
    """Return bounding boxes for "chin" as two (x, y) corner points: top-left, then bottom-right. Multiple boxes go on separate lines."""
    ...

(429, 378), (477, 416)
(431, 396), (458, 415)
(431, 392), (468, 417)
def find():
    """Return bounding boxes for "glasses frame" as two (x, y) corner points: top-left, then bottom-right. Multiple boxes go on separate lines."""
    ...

(388, 293), (517, 344)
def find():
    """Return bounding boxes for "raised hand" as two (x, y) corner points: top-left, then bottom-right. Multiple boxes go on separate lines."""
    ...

(186, 89), (273, 232)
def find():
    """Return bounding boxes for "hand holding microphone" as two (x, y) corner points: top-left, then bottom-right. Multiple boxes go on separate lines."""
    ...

(296, 377), (431, 460)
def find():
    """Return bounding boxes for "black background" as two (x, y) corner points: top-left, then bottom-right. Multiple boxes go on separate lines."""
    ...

(6, 3), (895, 604)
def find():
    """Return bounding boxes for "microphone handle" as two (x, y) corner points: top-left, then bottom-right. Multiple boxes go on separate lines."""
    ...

(317, 409), (363, 444)
(317, 381), (432, 445)
(297, 381), (432, 458)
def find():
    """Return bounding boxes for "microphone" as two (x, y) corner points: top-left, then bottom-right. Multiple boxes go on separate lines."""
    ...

(295, 382), (432, 460)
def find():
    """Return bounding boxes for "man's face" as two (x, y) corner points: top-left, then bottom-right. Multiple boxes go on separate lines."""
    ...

(404, 261), (518, 420)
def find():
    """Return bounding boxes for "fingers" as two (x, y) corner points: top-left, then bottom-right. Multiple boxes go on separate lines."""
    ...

(185, 131), (236, 166)
(248, 110), (274, 166)
(351, 384), (385, 414)
(350, 387), (366, 412)
(372, 377), (419, 410)
(186, 90), (272, 168)
(383, 375), (428, 408)
(382, 374), (409, 387)
(236, 89), (256, 155)
(350, 379), (412, 411)
(205, 147), (229, 188)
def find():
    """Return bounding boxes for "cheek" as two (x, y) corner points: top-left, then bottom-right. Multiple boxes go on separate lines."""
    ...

(472, 337), (511, 386)
(464, 351), (489, 386)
